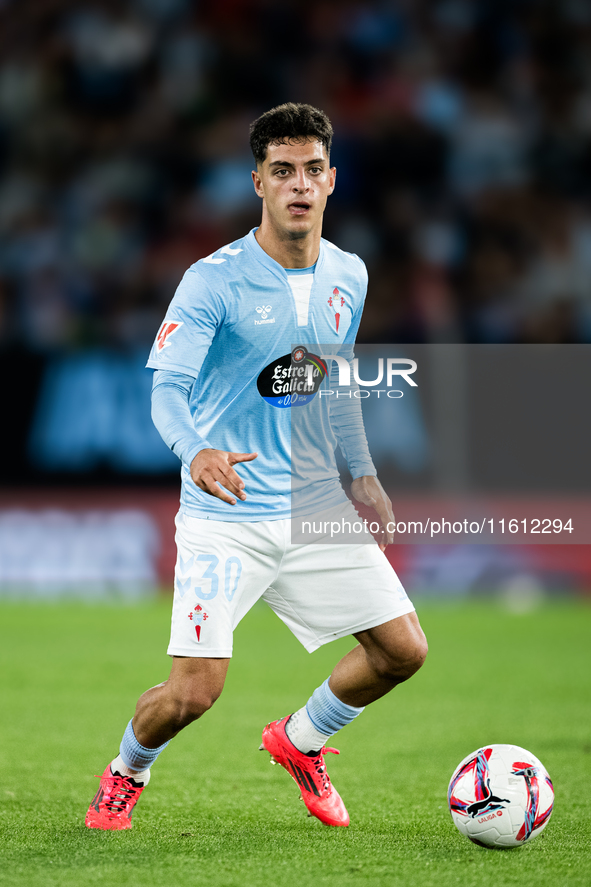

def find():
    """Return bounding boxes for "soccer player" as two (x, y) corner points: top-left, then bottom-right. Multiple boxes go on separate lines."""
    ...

(85, 103), (427, 830)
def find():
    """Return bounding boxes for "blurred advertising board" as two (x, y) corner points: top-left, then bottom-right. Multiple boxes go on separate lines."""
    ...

(0, 490), (589, 600)
(0, 490), (178, 600)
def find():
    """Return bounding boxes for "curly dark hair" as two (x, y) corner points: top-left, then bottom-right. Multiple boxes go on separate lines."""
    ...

(249, 102), (333, 165)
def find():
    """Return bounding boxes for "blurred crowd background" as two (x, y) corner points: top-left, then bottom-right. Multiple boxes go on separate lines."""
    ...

(1, 0), (590, 594)
(2, 0), (591, 483)
(3, 0), (591, 362)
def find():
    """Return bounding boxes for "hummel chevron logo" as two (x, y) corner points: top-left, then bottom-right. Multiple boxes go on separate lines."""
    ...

(178, 554), (194, 575)
(203, 245), (243, 264)
(254, 304), (275, 325)
(175, 576), (191, 598)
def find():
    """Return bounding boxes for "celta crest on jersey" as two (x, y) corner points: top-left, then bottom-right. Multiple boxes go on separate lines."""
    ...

(156, 321), (183, 352)
(328, 287), (345, 332)
(187, 604), (208, 642)
(257, 346), (327, 409)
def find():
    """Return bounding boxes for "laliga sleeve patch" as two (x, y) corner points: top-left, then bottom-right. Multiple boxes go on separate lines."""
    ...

(257, 346), (327, 408)
(156, 321), (183, 352)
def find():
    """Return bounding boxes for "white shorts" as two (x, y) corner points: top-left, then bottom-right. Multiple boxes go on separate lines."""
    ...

(168, 509), (415, 657)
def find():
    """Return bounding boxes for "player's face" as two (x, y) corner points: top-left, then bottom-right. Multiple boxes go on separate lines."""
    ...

(252, 139), (336, 240)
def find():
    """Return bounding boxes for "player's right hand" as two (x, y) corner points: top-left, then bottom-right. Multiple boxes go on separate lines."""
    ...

(190, 449), (258, 505)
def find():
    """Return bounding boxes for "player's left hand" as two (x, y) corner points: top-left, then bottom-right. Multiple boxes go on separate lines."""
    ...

(350, 475), (394, 551)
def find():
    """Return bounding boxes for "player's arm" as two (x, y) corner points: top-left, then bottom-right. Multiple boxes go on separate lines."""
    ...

(151, 371), (257, 505)
(329, 273), (394, 549)
(148, 270), (257, 505)
(328, 373), (394, 550)
(350, 476), (394, 550)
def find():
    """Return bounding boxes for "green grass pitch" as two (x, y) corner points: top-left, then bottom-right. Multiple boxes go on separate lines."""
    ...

(1, 597), (590, 887)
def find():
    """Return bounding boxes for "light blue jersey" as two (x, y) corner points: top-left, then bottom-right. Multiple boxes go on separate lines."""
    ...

(147, 228), (375, 520)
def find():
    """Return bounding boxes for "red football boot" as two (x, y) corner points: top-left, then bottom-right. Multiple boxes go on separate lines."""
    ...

(261, 716), (349, 827)
(85, 765), (147, 830)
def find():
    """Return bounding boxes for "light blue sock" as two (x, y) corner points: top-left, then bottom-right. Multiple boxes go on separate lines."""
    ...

(306, 678), (365, 734)
(286, 677), (365, 753)
(119, 719), (170, 771)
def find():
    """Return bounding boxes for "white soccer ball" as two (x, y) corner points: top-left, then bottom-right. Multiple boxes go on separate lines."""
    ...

(448, 744), (554, 848)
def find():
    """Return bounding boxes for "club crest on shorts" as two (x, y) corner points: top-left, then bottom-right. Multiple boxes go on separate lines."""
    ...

(187, 604), (209, 642)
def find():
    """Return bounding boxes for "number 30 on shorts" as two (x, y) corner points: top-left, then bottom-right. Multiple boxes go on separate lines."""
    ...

(193, 554), (242, 601)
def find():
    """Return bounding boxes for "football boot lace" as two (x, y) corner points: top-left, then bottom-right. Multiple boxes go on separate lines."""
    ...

(100, 773), (143, 815)
(313, 747), (340, 794)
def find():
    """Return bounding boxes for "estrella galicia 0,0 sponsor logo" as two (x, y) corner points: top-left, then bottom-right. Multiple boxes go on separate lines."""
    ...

(257, 346), (327, 408)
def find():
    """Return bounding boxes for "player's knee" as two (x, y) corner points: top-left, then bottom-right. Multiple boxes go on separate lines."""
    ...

(173, 686), (223, 727)
(377, 633), (428, 684)
(404, 633), (428, 678)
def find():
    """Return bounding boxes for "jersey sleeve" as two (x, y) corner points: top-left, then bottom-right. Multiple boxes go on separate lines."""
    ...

(151, 370), (213, 466)
(328, 257), (375, 479)
(146, 267), (226, 377)
(328, 360), (377, 480)
(343, 256), (368, 346)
